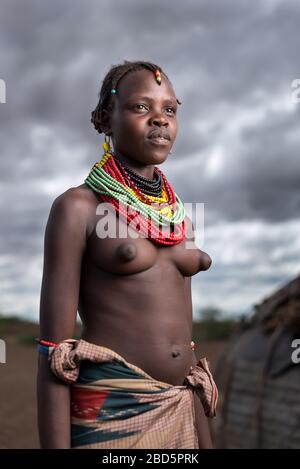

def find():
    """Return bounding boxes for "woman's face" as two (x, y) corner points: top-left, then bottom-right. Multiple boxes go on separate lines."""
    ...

(108, 69), (178, 165)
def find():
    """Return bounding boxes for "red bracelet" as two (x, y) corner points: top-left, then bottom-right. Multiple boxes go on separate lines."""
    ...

(35, 338), (59, 347)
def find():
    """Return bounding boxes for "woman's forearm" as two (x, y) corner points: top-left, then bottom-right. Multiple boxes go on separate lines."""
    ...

(37, 356), (71, 449)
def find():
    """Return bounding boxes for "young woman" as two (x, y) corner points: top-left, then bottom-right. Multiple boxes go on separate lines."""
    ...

(37, 60), (218, 449)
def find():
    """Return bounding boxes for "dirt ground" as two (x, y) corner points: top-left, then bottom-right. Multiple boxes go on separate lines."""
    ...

(0, 323), (227, 449)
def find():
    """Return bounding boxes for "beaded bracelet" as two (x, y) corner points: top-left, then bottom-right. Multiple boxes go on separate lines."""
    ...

(35, 338), (59, 357)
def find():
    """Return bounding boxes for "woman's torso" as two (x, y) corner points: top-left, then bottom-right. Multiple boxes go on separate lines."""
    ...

(76, 183), (210, 385)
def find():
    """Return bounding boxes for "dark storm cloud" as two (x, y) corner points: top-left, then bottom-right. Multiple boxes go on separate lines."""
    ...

(0, 0), (299, 318)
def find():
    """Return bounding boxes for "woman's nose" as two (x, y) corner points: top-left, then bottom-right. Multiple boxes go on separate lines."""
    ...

(150, 114), (168, 126)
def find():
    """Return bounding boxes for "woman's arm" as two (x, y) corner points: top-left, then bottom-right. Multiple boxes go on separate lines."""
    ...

(37, 189), (87, 448)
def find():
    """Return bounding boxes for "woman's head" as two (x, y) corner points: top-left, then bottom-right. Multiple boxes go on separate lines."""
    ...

(91, 60), (181, 165)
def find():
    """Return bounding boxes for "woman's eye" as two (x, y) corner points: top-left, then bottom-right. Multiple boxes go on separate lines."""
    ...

(133, 104), (176, 114)
(166, 107), (177, 115)
(135, 104), (148, 111)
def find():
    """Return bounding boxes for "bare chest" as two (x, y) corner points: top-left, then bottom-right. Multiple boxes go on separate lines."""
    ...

(85, 207), (204, 277)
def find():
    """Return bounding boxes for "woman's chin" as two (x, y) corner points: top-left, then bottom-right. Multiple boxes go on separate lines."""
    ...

(143, 149), (170, 165)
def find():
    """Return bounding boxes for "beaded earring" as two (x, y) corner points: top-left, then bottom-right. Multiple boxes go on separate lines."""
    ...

(103, 134), (112, 153)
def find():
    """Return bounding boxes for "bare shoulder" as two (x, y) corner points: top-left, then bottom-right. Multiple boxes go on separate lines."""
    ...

(53, 183), (97, 208)
(52, 183), (99, 214)
(48, 183), (98, 236)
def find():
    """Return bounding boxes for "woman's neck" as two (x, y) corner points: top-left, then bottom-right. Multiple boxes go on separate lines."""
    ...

(114, 150), (155, 181)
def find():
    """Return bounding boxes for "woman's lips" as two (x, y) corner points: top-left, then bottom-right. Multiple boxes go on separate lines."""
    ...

(147, 136), (170, 146)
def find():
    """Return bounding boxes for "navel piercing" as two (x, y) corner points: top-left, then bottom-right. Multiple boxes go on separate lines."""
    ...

(111, 88), (117, 94)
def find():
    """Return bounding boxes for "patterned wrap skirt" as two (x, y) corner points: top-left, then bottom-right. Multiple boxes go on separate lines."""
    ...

(47, 339), (218, 449)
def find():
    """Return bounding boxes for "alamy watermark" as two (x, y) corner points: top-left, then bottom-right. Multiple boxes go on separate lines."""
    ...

(94, 201), (205, 249)
(0, 339), (6, 363)
(0, 78), (6, 103)
(291, 339), (300, 364)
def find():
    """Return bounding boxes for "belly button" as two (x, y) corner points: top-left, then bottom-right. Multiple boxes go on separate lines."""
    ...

(172, 350), (181, 358)
(116, 243), (137, 262)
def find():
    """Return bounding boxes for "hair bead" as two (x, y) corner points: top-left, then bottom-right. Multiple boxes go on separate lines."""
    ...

(154, 69), (162, 85)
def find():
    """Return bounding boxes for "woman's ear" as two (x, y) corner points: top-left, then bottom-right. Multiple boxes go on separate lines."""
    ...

(100, 109), (112, 135)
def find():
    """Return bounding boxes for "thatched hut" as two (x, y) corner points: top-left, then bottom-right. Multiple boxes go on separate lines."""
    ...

(213, 275), (300, 449)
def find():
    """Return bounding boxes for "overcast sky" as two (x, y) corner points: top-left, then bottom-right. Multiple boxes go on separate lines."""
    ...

(0, 0), (299, 322)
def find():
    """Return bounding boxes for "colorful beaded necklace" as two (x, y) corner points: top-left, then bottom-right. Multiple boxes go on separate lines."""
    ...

(84, 142), (186, 245)
(114, 154), (163, 197)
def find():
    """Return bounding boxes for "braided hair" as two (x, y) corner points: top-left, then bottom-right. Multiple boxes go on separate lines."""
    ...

(91, 60), (181, 135)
